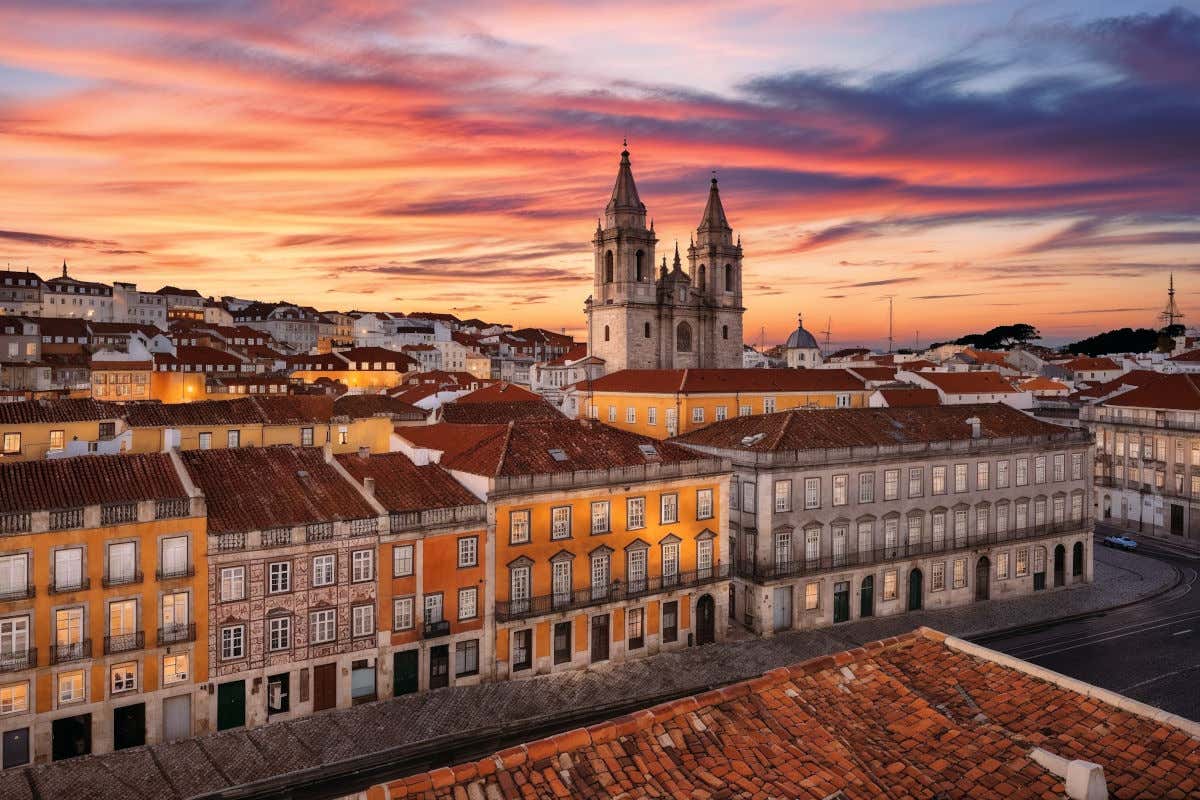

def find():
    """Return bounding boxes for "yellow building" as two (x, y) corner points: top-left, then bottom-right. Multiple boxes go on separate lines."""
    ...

(576, 368), (869, 439)
(287, 347), (419, 394)
(0, 453), (208, 765)
(397, 416), (731, 679)
(0, 398), (126, 461)
(90, 359), (152, 402)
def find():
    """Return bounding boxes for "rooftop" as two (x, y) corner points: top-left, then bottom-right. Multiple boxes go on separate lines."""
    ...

(180, 446), (376, 533)
(913, 370), (1019, 395)
(676, 403), (1069, 453)
(582, 368), (865, 395)
(875, 386), (942, 407)
(0, 453), (187, 514)
(0, 397), (122, 425)
(335, 452), (480, 513)
(1064, 356), (1122, 372)
(331, 394), (427, 421)
(454, 381), (541, 404)
(122, 395), (333, 427)
(439, 399), (561, 425)
(1101, 372), (1200, 412)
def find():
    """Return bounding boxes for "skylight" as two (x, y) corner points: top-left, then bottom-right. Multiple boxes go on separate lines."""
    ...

(548, 448), (569, 462)
(638, 444), (658, 458)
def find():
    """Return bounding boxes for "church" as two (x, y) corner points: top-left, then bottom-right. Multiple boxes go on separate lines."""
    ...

(585, 146), (745, 371)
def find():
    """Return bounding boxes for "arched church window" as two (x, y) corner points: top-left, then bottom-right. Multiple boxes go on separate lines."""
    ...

(722, 325), (728, 340)
(605, 251), (614, 283)
(644, 322), (651, 338)
(604, 325), (610, 342)
(724, 264), (734, 292)
(635, 250), (645, 281)
(698, 264), (706, 290)
(676, 322), (693, 353)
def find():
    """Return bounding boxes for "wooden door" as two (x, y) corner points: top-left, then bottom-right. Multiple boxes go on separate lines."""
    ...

(313, 663), (337, 712)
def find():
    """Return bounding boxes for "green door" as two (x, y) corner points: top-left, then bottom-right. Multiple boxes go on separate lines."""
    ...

(860, 576), (874, 618)
(907, 569), (923, 611)
(833, 581), (850, 623)
(393, 650), (419, 696)
(216, 681), (245, 731)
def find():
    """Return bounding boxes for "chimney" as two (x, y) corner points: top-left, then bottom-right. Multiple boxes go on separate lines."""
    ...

(1031, 749), (1107, 800)
(965, 416), (981, 439)
(322, 442), (333, 463)
(363, 477), (375, 497)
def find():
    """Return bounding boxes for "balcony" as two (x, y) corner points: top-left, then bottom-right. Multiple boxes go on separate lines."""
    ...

(104, 631), (144, 655)
(50, 640), (92, 664)
(0, 648), (36, 673)
(101, 502), (138, 526)
(0, 584), (34, 602)
(49, 577), (91, 595)
(156, 565), (195, 581)
(0, 512), (31, 536)
(102, 570), (143, 589)
(495, 563), (731, 623)
(737, 520), (1092, 583)
(48, 508), (83, 531)
(157, 623), (196, 646)
(422, 620), (451, 639)
(155, 498), (190, 520)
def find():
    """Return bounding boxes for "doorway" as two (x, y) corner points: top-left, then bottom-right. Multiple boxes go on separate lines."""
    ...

(1171, 504), (1184, 536)
(113, 703), (145, 750)
(772, 586), (792, 632)
(1072, 542), (1084, 580)
(833, 581), (850, 623)
(51, 714), (91, 761)
(590, 614), (609, 663)
(1053, 545), (1066, 587)
(696, 594), (716, 644)
(313, 663), (338, 711)
(907, 568), (923, 611)
(429, 645), (449, 689)
(162, 694), (191, 742)
(975, 557), (990, 601)
(216, 681), (245, 731)
(393, 650), (419, 696)
(2, 728), (29, 768)
(860, 576), (874, 618)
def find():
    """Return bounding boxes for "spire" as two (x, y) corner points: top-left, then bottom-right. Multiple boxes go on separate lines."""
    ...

(672, 241), (683, 272)
(660, 256), (668, 278)
(61, 259), (68, 278)
(698, 173), (730, 232)
(605, 142), (644, 218)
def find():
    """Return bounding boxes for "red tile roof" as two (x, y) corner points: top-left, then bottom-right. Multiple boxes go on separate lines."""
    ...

(123, 396), (333, 427)
(1102, 372), (1200, 411)
(676, 403), (1066, 452)
(181, 446), (376, 533)
(1070, 369), (1159, 401)
(397, 422), (504, 463)
(876, 387), (942, 407)
(583, 368), (865, 395)
(335, 452), (480, 513)
(455, 382), (542, 404)
(155, 345), (246, 367)
(960, 348), (1011, 367)
(1064, 356), (1121, 372)
(332, 394), (427, 420)
(0, 453), (187, 514)
(847, 366), (897, 382)
(380, 628), (1200, 800)
(439, 400), (561, 424)
(1168, 348), (1200, 362)
(0, 398), (123, 425)
(915, 370), (1019, 395)
(1020, 376), (1070, 392)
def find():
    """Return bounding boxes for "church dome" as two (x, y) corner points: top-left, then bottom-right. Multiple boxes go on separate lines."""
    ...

(786, 315), (818, 350)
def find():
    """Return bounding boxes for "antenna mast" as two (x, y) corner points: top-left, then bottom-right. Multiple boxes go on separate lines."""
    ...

(883, 295), (896, 353)
(1160, 273), (1184, 330)
(818, 317), (832, 356)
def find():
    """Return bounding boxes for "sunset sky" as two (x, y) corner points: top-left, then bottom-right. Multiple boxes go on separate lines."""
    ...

(2, 1), (1198, 349)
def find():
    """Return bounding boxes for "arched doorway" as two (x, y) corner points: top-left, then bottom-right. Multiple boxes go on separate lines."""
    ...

(860, 575), (874, 618)
(907, 568), (923, 611)
(1053, 545), (1066, 587)
(696, 594), (715, 645)
(975, 557), (990, 601)
(1072, 542), (1084, 580)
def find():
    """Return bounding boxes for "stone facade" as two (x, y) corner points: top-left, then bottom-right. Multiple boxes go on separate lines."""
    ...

(586, 147), (744, 372)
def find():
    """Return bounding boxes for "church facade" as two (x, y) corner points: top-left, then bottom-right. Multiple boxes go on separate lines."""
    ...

(586, 147), (745, 370)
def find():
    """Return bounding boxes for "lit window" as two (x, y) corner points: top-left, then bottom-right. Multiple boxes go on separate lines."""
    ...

(458, 587), (477, 620)
(510, 510), (531, 544)
(804, 582), (819, 611)
(696, 489), (713, 520)
(0, 682), (28, 714)
(58, 670), (85, 705)
(660, 493), (678, 524)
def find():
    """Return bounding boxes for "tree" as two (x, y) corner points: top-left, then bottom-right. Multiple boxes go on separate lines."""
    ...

(953, 323), (1041, 350)
(1066, 327), (1159, 357)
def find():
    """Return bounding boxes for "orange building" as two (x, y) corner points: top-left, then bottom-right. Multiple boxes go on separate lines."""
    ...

(336, 452), (488, 695)
(287, 347), (419, 393)
(0, 453), (208, 766)
(573, 368), (869, 439)
(397, 416), (731, 679)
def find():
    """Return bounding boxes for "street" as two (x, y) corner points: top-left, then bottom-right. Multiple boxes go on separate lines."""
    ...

(978, 529), (1200, 721)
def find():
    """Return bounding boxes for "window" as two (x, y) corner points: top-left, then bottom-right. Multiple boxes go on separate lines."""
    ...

(393, 597), (414, 630)
(1, 433), (20, 454)
(997, 460), (1010, 488)
(0, 554), (28, 598)
(553, 621), (572, 664)
(106, 541), (136, 585)
(607, 406), (616, 423)
(512, 629), (532, 671)
(312, 554), (335, 587)
(268, 617), (291, 651)
(730, 478), (739, 511)
(1015, 547), (1029, 577)
(931, 512), (946, 549)
(58, 670), (85, 705)
(221, 625), (245, 660)
(859, 473), (875, 503)
(976, 506), (989, 537)
(1015, 458), (1029, 486)
(952, 558), (967, 589)
(268, 561), (291, 594)
(161, 535), (188, 577)
(299, 426), (314, 447)
(590, 553), (610, 599)
(997, 503), (1009, 534)
(804, 527), (820, 567)
(456, 537), (478, 569)
(352, 605), (375, 637)
(551, 560), (572, 606)
(0, 682), (28, 714)
(310, 610), (336, 643)
(54, 547), (83, 592)
(715, 405), (728, 421)
(954, 464), (967, 493)
(804, 477), (819, 510)
(198, 432), (212, 450)
(338, 426), (349, 445)
(932, 465), (947, 495)
(739, 405), (751, 417)
(696, 488), (713, 520)
(162, 591), (187, 630)
(393, 544), (414, 577)
(268, 672), (290, 715)
(627, 548), (647, 592)
(976, 462), (990, 490)
(49, 429), (65, 452)
(1071, 453), (1083, 480)
(227, 429), (240, 448)
(832, 524), (847, 566)
(763, 397), (776, 413)
(885, 518), (899, 557)
(627, 607), (644, 649)
(692, 407), (704, 424)
(883, 570), (897, 601)
(997, 551), (1010, 580)
(800, 581), (818, 611)
(660, 493), (679, 524)
(510, 509), (531, 544)
(742, 481), (756, 513)
(591, 501), (610, 534)
(931, 562), (946, 592)
(1034, 456), (1046, 484)
(662, 542), (679, 581)
(1053, 454), (1065, 482)
(458, 587), (477, 620)
(662, 601), (679, 643)
(832, 474), (848, 506)
(953, 510), (968, 546)
(884, 469), (899, 500)
(456, 639), (480, 676)
(908, 467), (924, 497)
(626, 407), (637, 424)
(108, 598), (136, 639)
(551, 506), (572, 539)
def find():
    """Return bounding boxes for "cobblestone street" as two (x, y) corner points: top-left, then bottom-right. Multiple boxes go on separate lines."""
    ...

(2, 544), (1177, 800)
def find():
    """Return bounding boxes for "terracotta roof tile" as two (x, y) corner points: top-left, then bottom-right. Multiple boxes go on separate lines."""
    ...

(1101, 372), (1200, 411)
(583, 368), (865, 394)
(0, 453), (187, 513)
(876, 387), (942, 407)
(180, 446), (376, 533)
(0, 398), (122, 425)
(123, 396), (333, 427)
(1070, 369), (1159, 401)
(439, 400), (560, 424)
(335, 452), (480, 512)
(1063, 355), (1121, 372)
(915, 371), (1019, 394)
(454, 382), (542, 404)
(332, 394), (427, 421)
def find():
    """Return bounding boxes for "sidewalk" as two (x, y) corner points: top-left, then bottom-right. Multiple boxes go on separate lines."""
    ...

(3, 546), (1178, 800)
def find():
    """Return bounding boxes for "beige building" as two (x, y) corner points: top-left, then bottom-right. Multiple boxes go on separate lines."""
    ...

(677, 404), (1093, 634)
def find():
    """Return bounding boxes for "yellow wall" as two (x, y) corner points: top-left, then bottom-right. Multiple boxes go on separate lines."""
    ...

(0, 420), (121, 462)
(586, 389), (870, 439)
(126, 417), (393, 454)
(91, 369), (151, 402)
(149, 372), (207, 403)
(289, 369), (407, 392)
